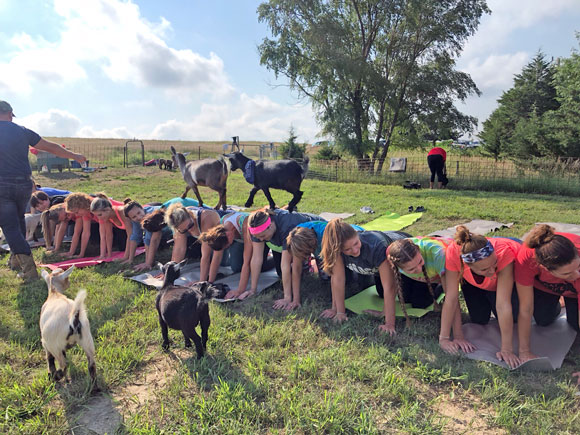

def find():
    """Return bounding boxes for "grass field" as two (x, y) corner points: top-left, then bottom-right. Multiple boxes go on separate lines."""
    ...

(1, 167), (580, 434)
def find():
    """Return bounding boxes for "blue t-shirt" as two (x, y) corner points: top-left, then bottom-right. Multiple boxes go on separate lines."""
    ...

(343, 231), (410, 275)
(130, 205), (160, 246)
(0, 121), (41, 179)
(162, 197), (213, 209)
(39, 187), (71, 196)
(297, 221), (364, 256)
(250, 209), (324, 251)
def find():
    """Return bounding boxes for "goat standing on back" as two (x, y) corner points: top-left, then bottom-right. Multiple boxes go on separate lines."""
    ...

(39, 266), (97, 388)
(224, 152), (309, 212)
(171, 146), (229, 210)
(156, 261), (221, 359)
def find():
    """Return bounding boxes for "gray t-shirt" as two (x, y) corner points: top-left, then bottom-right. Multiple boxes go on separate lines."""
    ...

(250, 209), (324, 250)
(343, 231), (410, 275)
(0, 121), (41, 179)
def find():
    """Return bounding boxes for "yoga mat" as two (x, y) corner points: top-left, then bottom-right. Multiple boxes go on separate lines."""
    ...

(1, 236), (74, 252)
(39, 247), (146, 270)
(521, 222), (580, 239)
(362, 212), (422, 232)
(319, 212), (355, 221)
(130, 261), (280, 300)
(462, 312), (577, 371)
(429, 219), (513, 238)
(345, 285), (444, 317)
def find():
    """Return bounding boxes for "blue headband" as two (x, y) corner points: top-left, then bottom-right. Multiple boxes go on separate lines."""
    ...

(461, 241), (494, 263)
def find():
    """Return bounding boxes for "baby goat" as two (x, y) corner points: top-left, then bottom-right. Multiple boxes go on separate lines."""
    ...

(40, 266), (97, 387)
(156, 261), (221, 358)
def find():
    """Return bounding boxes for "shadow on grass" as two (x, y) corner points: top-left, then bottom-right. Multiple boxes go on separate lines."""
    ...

(220, 273), (574, 402)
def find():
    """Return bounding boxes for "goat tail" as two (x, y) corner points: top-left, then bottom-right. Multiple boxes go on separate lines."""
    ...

(70, 290), (87, 318)
(301, 156), (310, 179)
(219, 156), (230, 175)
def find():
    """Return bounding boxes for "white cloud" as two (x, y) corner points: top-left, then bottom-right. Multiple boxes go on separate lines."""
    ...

(462, 52), (529, 90)
(0, 0), (233, 98)
(18, 109), (82, 137)
(461, 0), (580, 59)
(150, 93), (319, 142)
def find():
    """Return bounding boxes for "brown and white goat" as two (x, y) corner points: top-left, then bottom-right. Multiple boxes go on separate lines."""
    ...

(171, 146), (229, 210)
(40, 266), (97, 387)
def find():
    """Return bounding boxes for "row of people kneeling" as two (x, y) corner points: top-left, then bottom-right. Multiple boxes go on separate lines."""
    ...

(39, 192), (579, 369)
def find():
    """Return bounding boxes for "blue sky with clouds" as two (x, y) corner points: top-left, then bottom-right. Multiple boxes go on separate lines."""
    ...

(1, 0), (579, 142)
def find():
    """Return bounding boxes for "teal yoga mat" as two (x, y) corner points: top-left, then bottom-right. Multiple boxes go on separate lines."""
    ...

(345, 285), (445, 317)
(362, 212), (422, 232)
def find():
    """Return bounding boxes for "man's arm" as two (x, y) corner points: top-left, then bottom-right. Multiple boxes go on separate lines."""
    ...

(34, 139), (86, 163)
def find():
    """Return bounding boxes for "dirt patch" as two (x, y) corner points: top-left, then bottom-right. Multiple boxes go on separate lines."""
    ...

(70, 346), (190, 434)
(433, 390), (504, 434)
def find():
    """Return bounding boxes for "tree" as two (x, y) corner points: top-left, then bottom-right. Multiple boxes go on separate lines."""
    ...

(279, 126), (307, 158)
(258, 0), (487, 173)
(481, 52), (559, 158)
(545, 35), (580, 157)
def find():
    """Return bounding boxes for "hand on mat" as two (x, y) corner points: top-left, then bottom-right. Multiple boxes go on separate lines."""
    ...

(454, 338), (476, 353)
(496, 350), (521, 369)
(237, 289), (256, 300)
(378, 324), (396, 336)
(153, 272), (164, 279)
(363, 309), (384, 318)
(333, 312), (348, 323)
(439, 338), (459, 354)
(63, 252), (75, 259)
(224, 289), (242, 300)
(320, 308), (336, 319)
(119, 258), (132, 265)
(518, 350), (538, 364)
(273, 298), (291, 310)
(284, 301), (301, 311)
(133, 262), (151, 273)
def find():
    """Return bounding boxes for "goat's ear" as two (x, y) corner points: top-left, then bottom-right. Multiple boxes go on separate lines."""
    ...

(170, 146), (177, 155)
(41, 269), (50, 284)
(156, 262), (164, 271)
(61, 265), (75, 278)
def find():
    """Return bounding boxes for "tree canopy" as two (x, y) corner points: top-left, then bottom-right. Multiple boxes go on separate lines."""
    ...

(258, 0), (487, 172)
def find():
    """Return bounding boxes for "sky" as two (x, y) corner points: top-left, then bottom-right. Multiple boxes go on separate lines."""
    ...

(1, 0), (579, 143)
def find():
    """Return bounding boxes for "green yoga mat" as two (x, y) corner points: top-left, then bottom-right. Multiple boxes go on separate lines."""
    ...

(345, 285), (445, 317)
(362, 212), (422, 231)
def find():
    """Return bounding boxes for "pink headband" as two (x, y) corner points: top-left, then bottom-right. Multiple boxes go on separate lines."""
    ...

(249, 216), (271, 235)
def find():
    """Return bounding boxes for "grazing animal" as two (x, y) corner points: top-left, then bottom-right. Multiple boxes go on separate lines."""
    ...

(156, 261), (221, 358)
(39, 266), (97, 387)
(171, 146), (229, 210)
(224, 151), (309, 212)
(158, 158), (174, 170)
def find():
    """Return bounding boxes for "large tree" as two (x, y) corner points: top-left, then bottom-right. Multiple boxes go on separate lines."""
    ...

(258, 0), (487, 172)
(481, 52), (559, 158)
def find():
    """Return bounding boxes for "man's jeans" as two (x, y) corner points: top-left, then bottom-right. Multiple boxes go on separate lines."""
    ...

(0, 177), (33, 255)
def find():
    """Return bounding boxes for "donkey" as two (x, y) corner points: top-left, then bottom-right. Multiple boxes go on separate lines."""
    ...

(171, 146), (229, 210)
(224, 152), (309, 212)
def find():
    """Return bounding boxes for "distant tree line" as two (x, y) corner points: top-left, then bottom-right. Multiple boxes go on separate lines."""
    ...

(258, 0), (488, 173)
(481, 36), (580, 161)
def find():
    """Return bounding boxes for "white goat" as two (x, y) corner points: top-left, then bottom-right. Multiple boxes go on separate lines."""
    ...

(40, 266), (97, 387)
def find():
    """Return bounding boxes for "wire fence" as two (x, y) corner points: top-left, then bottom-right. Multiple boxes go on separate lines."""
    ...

(307, 154), (580, 196)
(30, 138), (580, 196)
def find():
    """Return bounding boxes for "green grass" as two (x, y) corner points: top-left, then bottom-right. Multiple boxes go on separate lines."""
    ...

(1, 167), (580, 433)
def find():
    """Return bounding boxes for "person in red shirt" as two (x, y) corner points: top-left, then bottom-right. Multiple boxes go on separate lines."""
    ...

(441, 226), (532, 368)
(427, 147), (447, 189)
(515, 225), (580, 333)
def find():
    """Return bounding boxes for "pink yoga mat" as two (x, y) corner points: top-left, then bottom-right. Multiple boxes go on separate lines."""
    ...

(39, 247), (146, 270)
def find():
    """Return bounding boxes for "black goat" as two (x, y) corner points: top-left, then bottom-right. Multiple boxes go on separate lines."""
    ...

(155, 261), (221, 358)
(224, 151), (309, 212)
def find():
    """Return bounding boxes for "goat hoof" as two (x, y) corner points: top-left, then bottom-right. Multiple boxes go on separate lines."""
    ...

(162, 341), (170, 351)
(244, 201), (252, 208)
(184, 341), (192, 348)
(53, 370), (65, 381)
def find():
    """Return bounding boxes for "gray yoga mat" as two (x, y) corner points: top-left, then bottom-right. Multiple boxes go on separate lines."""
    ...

(429, 219), (514, 238)
(129, 261), (280, 300)
(319, 212), (355, 221)
(462, 312), (577, 371)
(521, 222), (580, 240)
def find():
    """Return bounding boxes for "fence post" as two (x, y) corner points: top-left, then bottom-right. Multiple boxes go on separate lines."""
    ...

(455, 161), (459, 175)
(198, 146), (201, 160)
